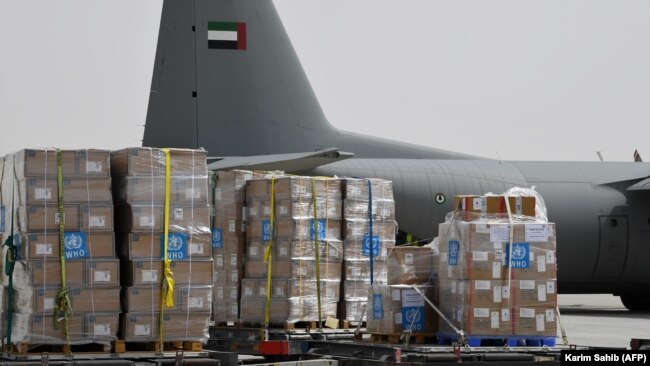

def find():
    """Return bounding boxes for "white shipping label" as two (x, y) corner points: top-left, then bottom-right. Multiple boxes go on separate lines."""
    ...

(474, 308), (489, 318)
(530, 252), (535, 261)
(94, 270), (111, 282)
(230, 304), (238, 315)
(142, 270), (158, 282)
(54, 213), (65, 224)
(402, 290), (424, 307)
(546, 251), (555, 264)
(475, 223), (489, 233)
(263, 206), (271, 216)
(185, 188), (201, 199)
(520, 308), (535, 318)
(536, 314), (545, 332)
(230, 254), (238, 266)
(329, 248), (338, 257)
(515, 196), (522, 215)
(394, 312), (402, 324)
(501, 286), (510, 299)
(300, 267), (308, 276)
(493, 286), (502, 303)
(451, 281), (457, 294)
(174, 208), (184, 220)
(216, 255), (224, 267)
(547, 281), (556, 294)
(215, 188), (222, 201)
(279, 206), (288, 215)
(244, 287), (252, 296)
(494, 242), (503, 250)
(538, 285), (547, 302)
(279, 247), (288, 256)
(491, 311), (500, 328)
(139, 216), (154, 227)
(134, 324), (151, 336)
(230, 287), (237, 299)
(475, 280), (491, 290)
(249, 207), (258, 216)
(250, 246), (258, 257)
(241, 222), (246, 232)
(525, 224), (549, 242)
(448, 266), (452, 278)
(352, 268), (361, 277)
(520, 280), (535, 290)
(44, 298), (55, 310)
(492, 262), (502, 279)
(35, 188), (52, 200)
(458, 281), (466, 293)
(276, 286), (285, 296)
(231, 271), (238, 282)
(242, 207), (248, 221)
(490, 225), (510, 243)
(441, 252), (448, 262)
(228, 220), (236, 232)
(537, 256), (546, 272)
(86, 161), (103, 173)
(545, 309), (555, 322)
(217, 287), (225, 299)
(390, 289), (402, 301)
(381, 247), (387, 259)
(472, 197), (483, 210)
(189, 297), (204, 308)
(473, 251), (488, 262)
(36, 244), (53, 255)
(405, 253), (414, 265)
(190, 244), (204, 255)
(89, 216), (106, 228)
(502, 309), (510, 322)
(259, 287), (267, 296)
(94, 324), (111, 336)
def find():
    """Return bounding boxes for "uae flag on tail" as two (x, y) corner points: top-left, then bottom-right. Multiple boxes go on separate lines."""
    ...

(208, 21), (246, 50)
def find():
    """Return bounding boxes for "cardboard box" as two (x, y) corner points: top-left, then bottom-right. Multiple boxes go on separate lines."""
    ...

(512, 279), (558, 307)
(20, 177), (112, 204)
(16, 259), (85, 286)
(343, 198), (395, 221)
(15, 286), (121, 314)
(18, 205), (80, 231)
(366, 285), (438, 334)
(241, 279), (339, 299)
(13, 149), (77, 177)
(81, 205), (114, 232)
(342, 280), (371, 300)
(387, 246), (435, 285)
(246, 218), (341, 241)
(215, 170), (259, 204)
(343, 219), (396, 241)
(212, 268), (241, 286)
(10, 314), (84, 343)
(213, 284), (240, 302)
(116, 204), (211, 233)
(344, 239), (394, 261)
(213, 219), (246, 237)
(76, 149), (112, 177)
(212, 250), (245, 270)
(339, 299), (367, 322)
(247, 197), (342, 221)
(120, 313), (158, 341)
(121, 286), (177, 313)
(211, 234), (245, 254)
(111, 148), (207, 177)
(118, 233), (162, 259)
(244, 260), (342, 280)
(212, 299), (239, 323)
(240, 298), (289, 323)
(453, 195), (536, 220)
(344, 260), (388, 282)
(440, 306), (512, 336)
(215, 201), (246, 221)
(17, 232), (115, 259)
(122, 259), (213, 286)
(178, 286), (212, 313)
(84, 313), (119, 341)
(288, 298), (338, 322)
(113, 176), (208, 204)
(438, 279), (505, 308)
(343, 178), (393, 202)
(247, 238), (343, 262)
(160, 313), (210, 341)
(512, 306), (557, 337)
(87, 259), (121, 286)
(121, 232), (212, 260)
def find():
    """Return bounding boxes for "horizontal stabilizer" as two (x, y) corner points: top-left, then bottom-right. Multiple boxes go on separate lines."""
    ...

(627, 177), (650, 191)
(207, 148), (353, 172)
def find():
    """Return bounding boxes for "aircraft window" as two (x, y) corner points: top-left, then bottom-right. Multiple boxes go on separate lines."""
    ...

(610, 219), (618, 227)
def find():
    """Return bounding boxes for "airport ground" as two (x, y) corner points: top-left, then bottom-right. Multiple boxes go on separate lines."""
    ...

(559, 294), (650, 348)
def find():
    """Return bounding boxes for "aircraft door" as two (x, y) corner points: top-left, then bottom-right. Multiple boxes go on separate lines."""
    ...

(593, 216), (628, 279)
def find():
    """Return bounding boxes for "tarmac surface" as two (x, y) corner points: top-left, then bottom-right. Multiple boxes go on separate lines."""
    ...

(559, 294), (650, 349)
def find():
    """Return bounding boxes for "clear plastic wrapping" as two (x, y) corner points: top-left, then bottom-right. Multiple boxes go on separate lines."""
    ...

(366, 285), (438, 334)
(343, 178), (393, 202)
(247, 238), (343, 262)
(387, 246), (436, 285)
(239, 298), (338, 323)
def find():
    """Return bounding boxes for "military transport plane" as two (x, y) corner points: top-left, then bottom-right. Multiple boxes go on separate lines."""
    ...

(143, 1), (650, 310)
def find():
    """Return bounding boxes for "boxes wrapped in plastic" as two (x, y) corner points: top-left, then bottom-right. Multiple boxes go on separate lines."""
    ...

(246, 177), (341, 201)
(439, 305), (512, 336)
(366, 285), (438, 334)
(343, 178), (393, 203)
(239, 298), (338, 323)
(246, 218), (341, 241)
(343, 219), (396, 242)
(344, 239), (394, 261)
(111, 148), (207, 177)
(342, 280), (371, 300)
(344, 199), (395, 221)
(512, 306), (557, 337)
(115, 204), (211, 234)
(113, 176), (209, 205)
(387, 246), (436, 285)
(16, 232), (115, 260)
(339, 299), (367, 323)
(119, 313), (210, 342)
(244, 260), (342, 281)
(453, 195), (537, 221)
(3, 313), (120, 344)
(344, 260), (387, 282)
(241, 279), (340, 299)
(18, 177), (112, 205)
(247, 238), (343, 262)
(438, 279), (506, 309)
(12, 149), (111, 178)
(122, 259), (213, 286)
(247, 197), (342, 221)
(17, 204), (114, 232)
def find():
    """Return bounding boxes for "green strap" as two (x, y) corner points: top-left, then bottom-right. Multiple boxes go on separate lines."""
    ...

(53, 149), (72, 346)
(3, 161), (16, 345)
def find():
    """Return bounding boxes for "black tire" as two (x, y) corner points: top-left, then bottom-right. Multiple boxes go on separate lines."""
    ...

(620, 294), (650, 311)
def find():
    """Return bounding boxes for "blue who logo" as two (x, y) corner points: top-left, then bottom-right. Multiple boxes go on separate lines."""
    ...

(362, 235), (380, 257)
(448, 240), (459, 266)
(505, 242), (530, 268)
(212, 228), (223, 248)
(402, 307), (424, 331)
(310, 219), (326, 240)
(262, 220), (271, 241)
(64, 232), (88, 259)
(161, 233), (188, 260)
(372, 294), (384, 319)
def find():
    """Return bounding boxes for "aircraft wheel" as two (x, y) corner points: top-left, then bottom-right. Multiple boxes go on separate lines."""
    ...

(620, 294), (650, 311)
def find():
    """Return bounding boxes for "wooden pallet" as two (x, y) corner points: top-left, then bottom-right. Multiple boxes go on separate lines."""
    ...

(340, 320), (366, 329)
(5, 341), (111, 355)
(369, 333), (436, 345)
(113, 340), (202, 353)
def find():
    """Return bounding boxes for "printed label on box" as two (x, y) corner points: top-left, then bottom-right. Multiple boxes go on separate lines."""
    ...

(174, 208), (184, 220)
(536, 314), (545, 331)
(392, 289), (401, 301)
(520, 280), (535, 290)
(490, 225), (510, 242)
(474, 308), (489, 318)
(493, 286), (502, 303)
(134, 324), (151, 336)
(491, 311), (500, 328)
(217, 287), (225, 299)
(475, 223), (489, 233)
(448, 240), (459, 266)
(212, 228), (222, 248)
(216, 255), (223, 267)
(538, 284), (547, 301)
(94, 270), (111, 282)
(44, 298), (55, 311)
(190, 243), (203, 255)
(94, 324), (111, 336)
(140, 216), (154, 227)
(244, 287), (252, 296)
(231, 287), (237, 299)
(394, 312), (402, 325)
(189, 297), (203, 308)
(372, 294), (384, 319)
(276, 286), (285, 296)
(249, 207), (258, 217)
(185, 188), (201, 199)
(262, 220), (271, 241)
(525, 224), (549, 242)
(86, 161), (103, 173)
(547, 281), (556, 294)
(492, 262), (502, 278)
(505, 243), (530, 268)
(259, 287), (266, 296)
(473, 251), (488, 262)
(228, 220), (236, 232)
(352, 268), (361, 277)
(35, 188), (52, 200)
(472, 197), (483, 210)
(54, 213), (65, 225)
(475, 280), (491, 290)
(161, 233), (188, 260)
(279, 206), (288, 215)
(405, 253), (414, 265)
(362, 235), (380, 257)
(89, 216), (106, 228)
(502, 308), (510, 321)
(143, 270), (158, 282)
(537, 255), (546, 272)
(36, 243), (53, 255)
(329, 248), (338, 258)
(64, 232), (88, 259)
(520, 308), (535, 318)
(310, 219), (326, 240)
(231, 270), (238, 282)
(263, 206), (271, 216)
(250, 246), (258, 257)
(545, 309), (555, 322)
(231, 254), (238, 266)
(546, 251), (555, 264)
(501, 286), (510, 299)
(215, 188), (221, 201)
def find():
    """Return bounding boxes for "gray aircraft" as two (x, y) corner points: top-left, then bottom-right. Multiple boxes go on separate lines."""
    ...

(143, 0), (650, 310)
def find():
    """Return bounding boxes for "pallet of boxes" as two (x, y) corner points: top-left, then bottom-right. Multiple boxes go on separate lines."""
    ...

(240, 176), (343, 329)
(112, 148), (212, 352)
(0, 149), (120, 353)
(437, 193), (558, 347)
(211, 170), (262, 325)
(340, 178), (396, 327)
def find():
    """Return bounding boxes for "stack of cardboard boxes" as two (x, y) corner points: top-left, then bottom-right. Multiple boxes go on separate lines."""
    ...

(211, 170), (260, 324)
(112, 148), (213, 342)
(241, 176), (343, 324)
(438, 195), (558, 340)
(0, 149), (120, 345)
(366, 246), (438, 335)
(340, 178), (396, 324)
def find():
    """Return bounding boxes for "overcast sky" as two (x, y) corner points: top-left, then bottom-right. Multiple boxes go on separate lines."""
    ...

(1, 0), (648, 161)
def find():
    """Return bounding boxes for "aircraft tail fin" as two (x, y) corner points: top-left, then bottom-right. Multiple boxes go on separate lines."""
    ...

(143, 0), (335, 155)
(634, 149), (643, 162)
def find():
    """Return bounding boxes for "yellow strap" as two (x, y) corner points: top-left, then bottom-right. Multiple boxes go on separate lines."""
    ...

(54, 149), (72, 347)
(263, 178), (276, 332)
(159, 148), (175, 349)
